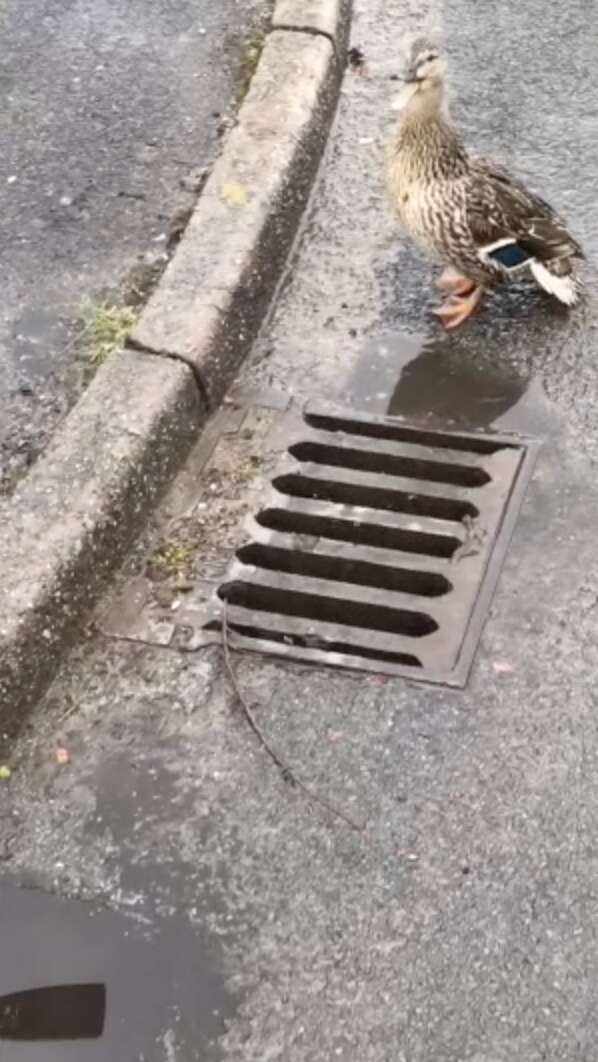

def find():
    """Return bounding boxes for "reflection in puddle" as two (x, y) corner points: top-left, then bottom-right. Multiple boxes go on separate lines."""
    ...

(0, 884), (233, 1061)
(387, 334), (528, 428)
(344, 330), (556, 436)
(0, 983), (105, 1042)
(347, 332), (425, 415)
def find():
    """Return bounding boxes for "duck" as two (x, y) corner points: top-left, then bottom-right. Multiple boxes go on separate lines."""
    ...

(385, 36), (584, 328)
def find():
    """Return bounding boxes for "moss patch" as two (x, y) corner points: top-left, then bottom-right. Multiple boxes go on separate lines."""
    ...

(148, 540), (195, 580)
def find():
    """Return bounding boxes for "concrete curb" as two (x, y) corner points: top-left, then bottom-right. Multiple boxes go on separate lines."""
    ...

(0, 352), (203, 726)
(0, 0), (352, 727)
(132, 15), (348, 404)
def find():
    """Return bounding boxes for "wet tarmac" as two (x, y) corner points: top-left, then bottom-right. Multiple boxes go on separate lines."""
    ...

(0, 0), (269, 494)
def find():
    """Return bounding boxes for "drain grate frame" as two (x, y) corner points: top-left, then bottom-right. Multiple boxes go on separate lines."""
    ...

(197, 402), (539, 687)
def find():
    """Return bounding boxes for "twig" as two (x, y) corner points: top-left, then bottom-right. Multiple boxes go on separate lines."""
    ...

(98, 607), (369, 837)
(221, 601), (367, 836)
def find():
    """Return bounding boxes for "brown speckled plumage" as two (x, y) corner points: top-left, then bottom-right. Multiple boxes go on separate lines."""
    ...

(386, 38), (583, 316)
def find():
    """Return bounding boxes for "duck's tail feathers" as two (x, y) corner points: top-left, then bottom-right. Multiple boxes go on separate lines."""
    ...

(530, 260), (581, 306)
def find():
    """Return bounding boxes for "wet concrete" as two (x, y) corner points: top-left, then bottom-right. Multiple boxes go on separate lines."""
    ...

(4, 0), (598, 1059)
(0, 0), (270, 493)
(0, 883), (233, 1060)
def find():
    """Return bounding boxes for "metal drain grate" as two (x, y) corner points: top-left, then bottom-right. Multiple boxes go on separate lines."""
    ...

(202, 403), (538, 686)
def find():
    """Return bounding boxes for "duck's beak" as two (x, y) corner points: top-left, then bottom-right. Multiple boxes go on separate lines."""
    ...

(390, 78), (419, 111)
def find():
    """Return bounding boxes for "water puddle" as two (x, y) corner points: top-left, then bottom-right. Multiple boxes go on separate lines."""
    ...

(11, 307), (70, 382)
(0, 883), (234, 1061)
(343, 330), (558, 437)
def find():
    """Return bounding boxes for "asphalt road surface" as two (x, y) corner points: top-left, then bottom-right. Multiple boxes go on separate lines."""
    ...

(0, 0), (268, 492)
(4, 0), (598, 1060)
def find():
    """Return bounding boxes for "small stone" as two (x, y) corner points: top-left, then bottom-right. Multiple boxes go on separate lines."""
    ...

(180, 166), (208, 194)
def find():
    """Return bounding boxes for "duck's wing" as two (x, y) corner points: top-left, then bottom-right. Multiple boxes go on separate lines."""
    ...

(466, 159), (584, 271)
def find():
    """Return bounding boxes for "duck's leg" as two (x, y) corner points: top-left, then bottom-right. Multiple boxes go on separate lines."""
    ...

(433, 285), (484, 329)
(435, 267), (477, 297)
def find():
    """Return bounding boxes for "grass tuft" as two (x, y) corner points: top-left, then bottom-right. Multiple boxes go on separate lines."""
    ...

(78, 301), (138, 365)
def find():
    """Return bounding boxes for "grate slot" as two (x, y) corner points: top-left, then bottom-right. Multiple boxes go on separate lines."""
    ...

(290, 441), (490, 488)
(205, 619), (422, 668)
(296, 427), (497, 472)
(304, 411), (506, 455)
(219, 580), (438, 637)
(256, 506), (463, 558)
(251, 524), (455, 574)
(274, 472), (478, 523)
(213, 601), (431, 658)
(237, 543), (452, 597)
(284, 462), (483, 506)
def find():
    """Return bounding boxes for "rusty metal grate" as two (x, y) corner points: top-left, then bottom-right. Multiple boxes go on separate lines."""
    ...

(201, 403), (538, 686)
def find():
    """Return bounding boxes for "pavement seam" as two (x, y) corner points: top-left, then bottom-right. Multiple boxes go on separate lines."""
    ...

(126, 334), (213, 411)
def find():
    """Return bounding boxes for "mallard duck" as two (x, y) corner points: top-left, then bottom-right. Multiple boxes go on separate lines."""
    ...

(386, 37), (584, 328)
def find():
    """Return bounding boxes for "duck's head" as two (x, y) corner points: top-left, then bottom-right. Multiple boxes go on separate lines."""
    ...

(391, 37), (446, 115)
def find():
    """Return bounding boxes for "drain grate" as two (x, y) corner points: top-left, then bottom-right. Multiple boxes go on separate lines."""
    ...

(201, 403), (538, 686)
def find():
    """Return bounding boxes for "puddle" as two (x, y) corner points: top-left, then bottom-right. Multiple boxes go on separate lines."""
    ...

(344, 331), (558, 437)
(11, 307), (70, 382)
(83, 754), (231, 922)
(0, 884), (234, 1061)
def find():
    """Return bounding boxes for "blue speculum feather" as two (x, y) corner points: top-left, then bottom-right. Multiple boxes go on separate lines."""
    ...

(486, 242), (531, 269)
